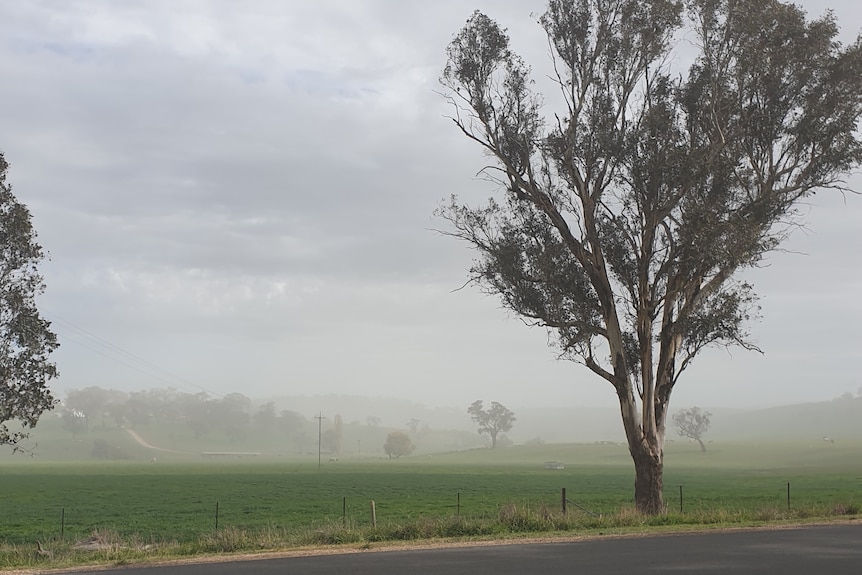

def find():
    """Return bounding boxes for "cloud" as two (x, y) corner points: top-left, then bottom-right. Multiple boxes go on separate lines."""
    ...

(0, 0), (859, 409)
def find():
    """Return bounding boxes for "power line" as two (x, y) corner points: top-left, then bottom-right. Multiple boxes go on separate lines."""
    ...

(54, 332), (180, 388)
(43, 309), (223, 398)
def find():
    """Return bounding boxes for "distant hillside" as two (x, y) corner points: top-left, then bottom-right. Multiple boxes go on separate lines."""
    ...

(6, 390), (858, 463)
(263, 396), (629, 444)
(260, 394), (472, 431)
(235, 393), (862, 444)
(709, 396), (862, 441)
(504, 407), (624, 443)
(1, 401), (485, 463)
(515, 398), (862, 444)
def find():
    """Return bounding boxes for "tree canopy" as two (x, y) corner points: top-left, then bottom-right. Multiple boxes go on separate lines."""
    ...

(672, 406), (711, 452)
(0, 151), (59, 450)
(383, 430), (414, 458)
(440, 0), (862, 513)
(467, 400), (516, 448)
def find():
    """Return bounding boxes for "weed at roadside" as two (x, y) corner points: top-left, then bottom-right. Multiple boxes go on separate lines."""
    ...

(0, 499), (858, 571)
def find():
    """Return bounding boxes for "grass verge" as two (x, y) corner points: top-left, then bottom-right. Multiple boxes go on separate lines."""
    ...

(1, 501), (857, 572)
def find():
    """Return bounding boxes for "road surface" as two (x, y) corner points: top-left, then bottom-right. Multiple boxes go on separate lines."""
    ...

(58, 523), (861, 575)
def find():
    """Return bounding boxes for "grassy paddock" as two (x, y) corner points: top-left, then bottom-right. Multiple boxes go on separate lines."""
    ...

(0, 440), (859, 570)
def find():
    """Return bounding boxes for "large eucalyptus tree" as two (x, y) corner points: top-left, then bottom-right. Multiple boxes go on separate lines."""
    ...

(439, 0), (862, 513)
(0, 151), (59, 450)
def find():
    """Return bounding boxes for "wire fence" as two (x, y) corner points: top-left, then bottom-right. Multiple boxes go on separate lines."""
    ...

(10, 479), (855, 546)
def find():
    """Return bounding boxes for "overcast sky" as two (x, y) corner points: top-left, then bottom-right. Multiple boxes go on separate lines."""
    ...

(1, 0), (860, 411)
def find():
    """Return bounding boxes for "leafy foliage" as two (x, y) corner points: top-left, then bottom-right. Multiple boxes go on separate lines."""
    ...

(467, 400), (516, 448)
(0, 151), (59, 449)
(59, 407), (87, 440)
(383, 430), (414, 458)
(440, 0), (862, 513)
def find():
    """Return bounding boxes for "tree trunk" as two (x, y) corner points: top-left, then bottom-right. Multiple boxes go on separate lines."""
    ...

(697, 438), (706, 453)
(490, 432), (497, 448)
(632, 446), (664, 515)
(618, 387), (666, 515)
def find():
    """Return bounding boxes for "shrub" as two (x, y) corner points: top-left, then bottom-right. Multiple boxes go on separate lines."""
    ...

(90, 440), (129, 460)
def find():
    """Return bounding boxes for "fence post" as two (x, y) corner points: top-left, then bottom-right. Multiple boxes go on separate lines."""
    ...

(215, 500), (220, 530)
(457, 492), (460, 517)
(561, 487), (567, 515)
(370, 500), (377, 528)
(787, 482), (791, 510)
(343, 496), (347, 524)
(679, 485), (683, 514)
(60, 507), (65, 540)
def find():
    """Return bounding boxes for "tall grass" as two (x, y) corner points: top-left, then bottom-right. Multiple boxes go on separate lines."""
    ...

(1, 499), (856, 571)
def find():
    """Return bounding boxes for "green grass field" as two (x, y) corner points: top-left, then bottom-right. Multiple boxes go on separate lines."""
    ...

(1, 435), (860, 545)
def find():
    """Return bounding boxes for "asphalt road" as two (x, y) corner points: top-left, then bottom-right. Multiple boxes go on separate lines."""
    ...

(62, 523), (861, 575)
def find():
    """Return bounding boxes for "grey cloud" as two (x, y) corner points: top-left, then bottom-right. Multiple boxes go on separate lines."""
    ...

(1, 0), (860, 407)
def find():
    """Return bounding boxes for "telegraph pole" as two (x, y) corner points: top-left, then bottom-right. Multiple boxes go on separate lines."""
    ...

(315, 412), (326, 468)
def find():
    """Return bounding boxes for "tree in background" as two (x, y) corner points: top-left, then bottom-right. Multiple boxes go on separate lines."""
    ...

(672, 407), (711, 452)
(440, 1), (862, 513)
(321, 428), (337, 454)
(65, 387), (108, 431)
(143, 388), (183, 425)
(217, 393), (252, 442)
(60, 408), (87, 440)
(65, 386), (129, 430)
(366, 415), (381, 427)
(0, 151), (59, 450)
(333, 414), (344, 456)
(278, 409), (306, 436)
(181, 392), (212, 438)
(124, 391), (154, 428)
(467, 400), (516, 448)
(406, 418), (422, 437)
(253, 401), (278, 433)
(90, 438), (128, 460)
(104, 389), (130, 428)
(383, 431), (414, 458)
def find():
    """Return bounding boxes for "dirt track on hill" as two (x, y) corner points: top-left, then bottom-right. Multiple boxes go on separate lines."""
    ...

(123, 428), (190, 454)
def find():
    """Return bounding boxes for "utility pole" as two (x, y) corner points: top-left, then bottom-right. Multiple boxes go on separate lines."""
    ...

(315, 412), (326, 468)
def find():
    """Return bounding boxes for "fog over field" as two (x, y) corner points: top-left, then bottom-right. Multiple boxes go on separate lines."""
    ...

(26, 386), (859, 461)
(0, 0), (860, 414)
(247, 391), (862, 444)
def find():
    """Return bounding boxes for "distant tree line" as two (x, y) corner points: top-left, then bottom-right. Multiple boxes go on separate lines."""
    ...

(57, 387), (491, 457)
(60, 386), (309, 446)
